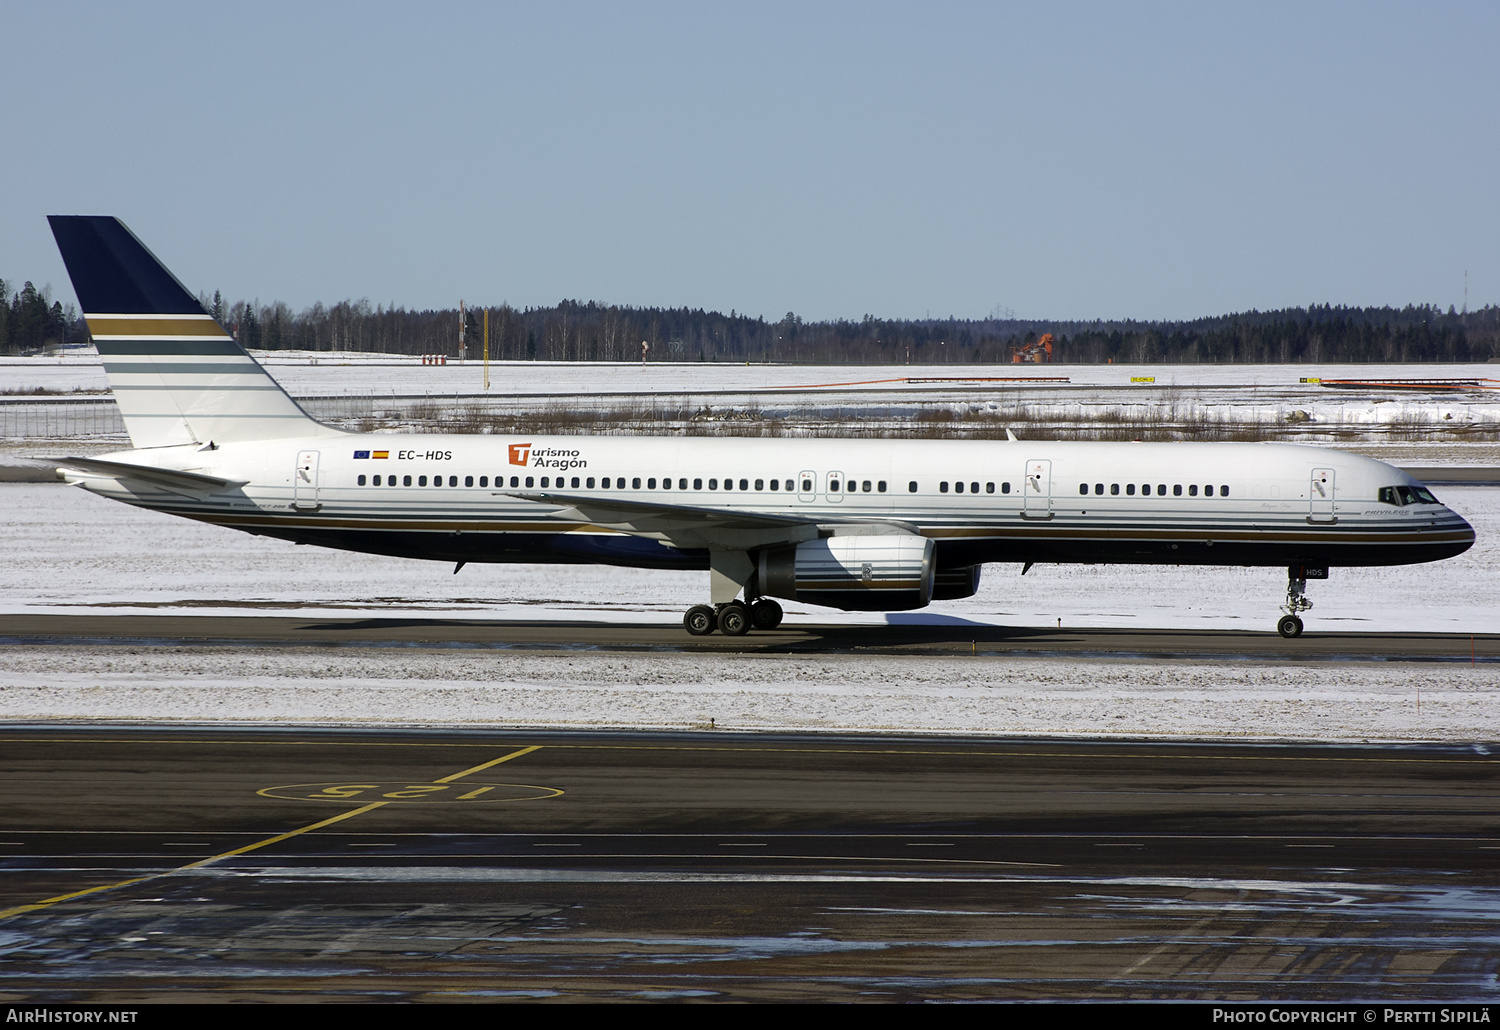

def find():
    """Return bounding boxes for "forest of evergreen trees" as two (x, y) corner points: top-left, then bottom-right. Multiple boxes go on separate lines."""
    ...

(0, 279), (75, 356)
(209, 295), (1500, 365)
(5, 275), (1498, 365)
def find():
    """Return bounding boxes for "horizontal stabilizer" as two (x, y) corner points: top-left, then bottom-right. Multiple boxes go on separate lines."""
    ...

(51, 456), (247, 493)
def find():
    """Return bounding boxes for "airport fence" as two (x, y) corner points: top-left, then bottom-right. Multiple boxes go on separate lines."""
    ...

(0, 398), (125, 440)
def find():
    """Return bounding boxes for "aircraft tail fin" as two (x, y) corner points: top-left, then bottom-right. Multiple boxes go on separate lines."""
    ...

(48, 215), (333, 448)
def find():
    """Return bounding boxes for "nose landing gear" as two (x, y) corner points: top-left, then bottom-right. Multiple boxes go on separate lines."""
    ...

(1277, 563), (1326, 638)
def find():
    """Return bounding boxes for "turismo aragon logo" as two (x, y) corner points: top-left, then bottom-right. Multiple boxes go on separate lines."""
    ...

(509, 443), (531, 466)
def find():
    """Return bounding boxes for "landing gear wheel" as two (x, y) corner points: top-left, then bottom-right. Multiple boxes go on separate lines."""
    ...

(717, 602), (750, 636)
(749, 598), (783, 631)
(1277, 615), (1304, 639)
(684, 605), (716, 636)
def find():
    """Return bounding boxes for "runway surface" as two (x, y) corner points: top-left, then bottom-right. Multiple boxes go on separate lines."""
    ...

(1, 727), (1497, 1002)
(4, 613), (1498, 662)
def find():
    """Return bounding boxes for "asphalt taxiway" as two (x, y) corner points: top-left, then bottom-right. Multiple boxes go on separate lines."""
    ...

(4, 613), (1498, 661)
(1, 727), (1497, 1002)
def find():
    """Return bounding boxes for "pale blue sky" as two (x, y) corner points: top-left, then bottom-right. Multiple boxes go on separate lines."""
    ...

(4, 1), (1497, 321)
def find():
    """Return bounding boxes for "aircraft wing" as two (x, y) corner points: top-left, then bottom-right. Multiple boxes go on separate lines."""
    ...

(51, 456), (248, 494)
(505, 490), (918, 550)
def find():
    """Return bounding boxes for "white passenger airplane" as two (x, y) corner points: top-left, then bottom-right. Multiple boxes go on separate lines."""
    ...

(48, 216), (1475, 638)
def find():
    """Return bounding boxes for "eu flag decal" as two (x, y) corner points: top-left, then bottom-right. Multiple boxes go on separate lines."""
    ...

(353, 450), (370, 459)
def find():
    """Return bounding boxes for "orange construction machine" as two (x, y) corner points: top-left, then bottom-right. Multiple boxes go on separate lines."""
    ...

(1011, 332), (1053, 363)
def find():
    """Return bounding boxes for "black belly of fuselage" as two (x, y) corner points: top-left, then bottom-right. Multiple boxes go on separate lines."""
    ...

(198, 512), (1474, 572)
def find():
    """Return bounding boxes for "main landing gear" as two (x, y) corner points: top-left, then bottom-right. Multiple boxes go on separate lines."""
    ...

(683, 598), (784, 636)
(1276, 563), (1325, 638)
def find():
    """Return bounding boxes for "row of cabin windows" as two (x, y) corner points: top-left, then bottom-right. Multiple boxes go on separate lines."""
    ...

(353, 473), (893, 492)
(1079, 482), (1230, 497)
(349, 474), (1235, 499)
(937, 481), (1011, 494)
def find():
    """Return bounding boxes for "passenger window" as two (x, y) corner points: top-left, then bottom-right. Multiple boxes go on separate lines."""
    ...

(648, 478), (657, 489)
(525, 476), (534, 488)
(389, 477), (397, 487)
(679, 479), (688, 490)
(986, 483), (995, 494)
(1173, 484), (1181, 496)
(1110, 484), (1119, 495)
(908, 481), (918, 492)
(420, 475), (429, 487)
(540, 477), (549, 488)
(939, 482), (949, 493)
(785, 480), (794, 491)
(1188, 484), (1197, 496)
(510, 476), (519, 488)
(372, 475), (381, 486)
(358, 474), (366, 486)
(404, 475), (413, 486)
(1220, 485), (1229, 496)
(878, 482), (887, 492)
(632, 477), (641, 489)
(1095, 483), (1103, 495)
(694, 478), (703, 490)
(1001, 482), (1011, 494)
(709, 479), (718, 490)
(1079, 484), (1088, 496)
(740, 479), (749, 491)
(585, 477), (594, 488)
(569, 477), (578, 488)
(805, 479), (815, 492)
(769, 479), (778, 491)
(755, 479), (764, 491)
(1126, 484), (1135, 496)
(970, 482), (978, 494)
(955, 482), (964, 494)
(1157, 484), (1165, 495)
(829, 479), (840, 492)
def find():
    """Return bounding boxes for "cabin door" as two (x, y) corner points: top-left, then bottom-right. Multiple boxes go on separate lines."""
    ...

(293, 450), (321, 510)
(1022, 459), (1052, 518)
(1309, 468), (1336, 523)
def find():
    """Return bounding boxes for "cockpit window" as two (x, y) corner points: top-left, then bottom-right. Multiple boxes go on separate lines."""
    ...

(1380, 484), (1440, 506)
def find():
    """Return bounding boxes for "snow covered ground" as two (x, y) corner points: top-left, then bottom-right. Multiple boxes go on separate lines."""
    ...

(4, 645), (1496, 744)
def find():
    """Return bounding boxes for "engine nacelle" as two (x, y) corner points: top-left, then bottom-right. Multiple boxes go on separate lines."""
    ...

(932, 564), (982, 600)
(758, 535), (935, 611)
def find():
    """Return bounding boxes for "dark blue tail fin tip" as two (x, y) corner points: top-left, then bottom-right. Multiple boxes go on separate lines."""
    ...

(48, 215), (205, 316)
